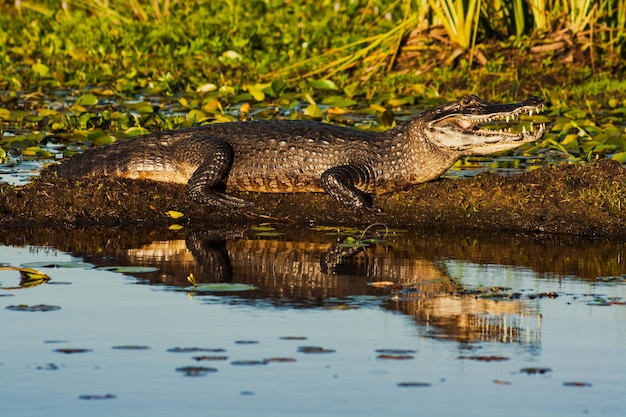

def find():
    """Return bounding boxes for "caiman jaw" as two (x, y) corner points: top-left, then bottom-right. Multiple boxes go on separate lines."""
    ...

(426, 95), (547, 155)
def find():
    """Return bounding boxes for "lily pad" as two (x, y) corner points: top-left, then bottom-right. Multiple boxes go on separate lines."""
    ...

(563, 381), (592, 387)
(297, 346), (336, 354)
(264, 357), (296, 363)
(176, 366), (218, 377)
(377, 354), (414, 360)
(21, 261), (94, 269)
(231, 360), (268, 366)
(112, 345), (151, 350)
(521, 367), (552, 375)
(0, 266), (50, 289)
(375, 349), (416, 355)
(96, 266), (158, 273)
(397, 382), (432, 388)
(78, 393), (116, 400)
(458, 355), (510, 362)
(193, 355), (229, 361)
(54, 348), (92, 354)
(168, 347), (226, 353)
(187, 283), (256, 292)
(6, 304), (60, 312)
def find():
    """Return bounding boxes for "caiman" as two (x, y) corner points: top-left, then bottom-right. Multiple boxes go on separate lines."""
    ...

(49, 95), (546, 210)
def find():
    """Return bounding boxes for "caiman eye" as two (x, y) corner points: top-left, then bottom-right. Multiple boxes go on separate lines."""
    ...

(460, 95), (480, 107)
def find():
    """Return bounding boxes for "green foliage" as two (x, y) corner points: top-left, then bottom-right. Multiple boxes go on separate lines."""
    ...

(0, 0), (626, 166)
(429, 0), (482, 49)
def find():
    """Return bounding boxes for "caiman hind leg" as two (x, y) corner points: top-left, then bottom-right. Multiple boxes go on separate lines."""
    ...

(320, 164), (378, 211)
(185, 139), (252, 208)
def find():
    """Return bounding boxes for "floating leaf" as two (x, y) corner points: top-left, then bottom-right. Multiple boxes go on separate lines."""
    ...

(397, 382), (431, 387)
(128, 102), (154, 114)
(563, 381), (592, 387)
(321, 95), (357, 107)
(186, 283), (256, 292)
(303, 103), (323, 118)
(377, 354), (414, 360)
(611, 152), (626, 163)
(196, 83), (217, 93)
(193, 355), (228, 361)
(251, 225), (275, 231)
(255, 232), (283, 237)
(21, 261), (94, 269)
(307, 79), (338, 91)
(458, 355), (510, 362)
(176, 366), (218, 377)
(21, 146), (53, 158)
(6, 304), (60, 312)
(493, 380), (512, 385)
(0, 266), (50, 288)
(246, 84), (265, 101)
(54, 348), (92, 354)
(521, 367), (552, 375)
(75, 94), (98, 106)
(187, 109), (207, 122)
(166, 210), (184, 219)
(31, 62), (50, 77)
(264, 357), (296, 363)
(376, 349), (416, 355)
(79, 394), (116, 400)
(93, 135), (117, 146)
(125, 127), (149, 137)
(298, 346), (335, 354)
(168, 347), (226, 353)
(96, 266), (158, 273)
(231, 360), (267, 366)
(112, 345), (151, 350)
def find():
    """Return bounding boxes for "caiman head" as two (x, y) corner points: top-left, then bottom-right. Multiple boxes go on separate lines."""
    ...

(414, 95), (546, 155)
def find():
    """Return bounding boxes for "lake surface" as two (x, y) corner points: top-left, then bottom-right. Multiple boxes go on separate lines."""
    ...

(1, 227), (625, 416)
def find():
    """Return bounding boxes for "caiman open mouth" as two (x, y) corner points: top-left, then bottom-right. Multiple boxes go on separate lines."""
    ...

(443, 100), (547, 140)
(453, 108), (546, 138)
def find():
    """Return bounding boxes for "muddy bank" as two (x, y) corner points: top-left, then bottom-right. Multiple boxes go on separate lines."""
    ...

(1, 160), (625, 238)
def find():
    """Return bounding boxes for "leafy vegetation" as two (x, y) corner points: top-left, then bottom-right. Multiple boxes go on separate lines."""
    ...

(1, 0), (625, 169)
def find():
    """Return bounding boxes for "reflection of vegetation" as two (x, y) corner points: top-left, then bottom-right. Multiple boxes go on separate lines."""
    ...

(0, 0), (625, 165)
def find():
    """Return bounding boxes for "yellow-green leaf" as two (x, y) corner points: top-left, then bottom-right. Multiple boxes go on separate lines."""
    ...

(304, 103), (323, 118)
(31, 62), (50, 77)
(611, 152), (626, 163)
(246, 84), (265, 101)
(166, 210), (184, 219)
(76, 94), (98, 106)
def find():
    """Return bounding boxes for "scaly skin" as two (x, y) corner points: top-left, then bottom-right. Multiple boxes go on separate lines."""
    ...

(49, 95), (546, 210)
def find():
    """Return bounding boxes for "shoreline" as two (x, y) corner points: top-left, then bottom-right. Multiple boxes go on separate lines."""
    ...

(1, 160), (624, 239)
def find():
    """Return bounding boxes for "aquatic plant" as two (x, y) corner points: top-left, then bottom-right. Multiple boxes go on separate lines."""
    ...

(0, 0), (625, 166)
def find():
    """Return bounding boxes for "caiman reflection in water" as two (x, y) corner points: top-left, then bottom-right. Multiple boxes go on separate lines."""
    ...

(1, 228), (574, 348)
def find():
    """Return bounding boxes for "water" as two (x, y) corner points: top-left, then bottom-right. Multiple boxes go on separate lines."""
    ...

(1, 228), (625, 416)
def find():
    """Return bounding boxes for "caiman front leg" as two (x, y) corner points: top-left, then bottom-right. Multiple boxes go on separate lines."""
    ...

(320, 164), (377, 211)
(185, 140), (252, 208)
